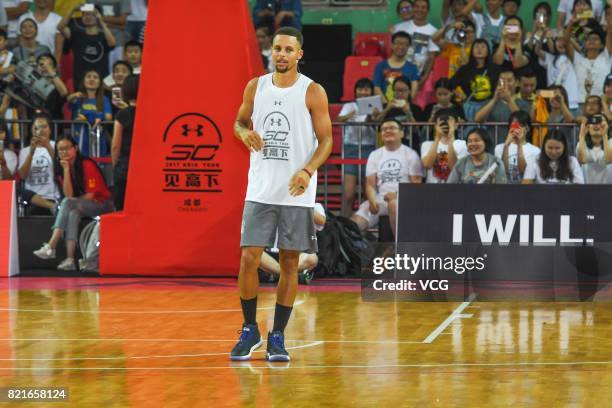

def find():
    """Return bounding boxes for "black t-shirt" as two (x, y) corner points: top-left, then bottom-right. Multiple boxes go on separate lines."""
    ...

(115, 106), (135, 167)
(68, 21), (112, 86)
(450, 63), (500, 102)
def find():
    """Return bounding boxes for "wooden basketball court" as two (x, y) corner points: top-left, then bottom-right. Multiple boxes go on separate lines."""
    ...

(0, 277), (611, 406)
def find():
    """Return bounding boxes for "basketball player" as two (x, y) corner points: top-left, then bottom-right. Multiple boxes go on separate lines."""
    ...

(231, 27), (332, 362)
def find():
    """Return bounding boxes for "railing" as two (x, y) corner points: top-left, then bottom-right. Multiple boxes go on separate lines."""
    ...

(319, 121), (583, 210)
(303, 0), (386, 6)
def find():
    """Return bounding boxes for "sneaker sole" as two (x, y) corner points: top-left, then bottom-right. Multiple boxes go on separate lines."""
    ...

(229, 338), (263, 361)
(266, 353), (291, 362)
(33, 251), (55, 260)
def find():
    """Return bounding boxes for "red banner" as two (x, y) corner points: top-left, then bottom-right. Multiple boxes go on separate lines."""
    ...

(0, 181), (18, 277)
(100, 0), (264, 276)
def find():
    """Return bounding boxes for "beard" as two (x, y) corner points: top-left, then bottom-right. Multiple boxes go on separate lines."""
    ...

(275, 64), (289, 73)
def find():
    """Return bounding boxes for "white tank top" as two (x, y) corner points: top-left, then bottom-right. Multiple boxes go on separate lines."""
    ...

(245, 73), (318, 207)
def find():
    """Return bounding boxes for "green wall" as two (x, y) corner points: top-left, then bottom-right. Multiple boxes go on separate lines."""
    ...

(247, 0), (560, 35)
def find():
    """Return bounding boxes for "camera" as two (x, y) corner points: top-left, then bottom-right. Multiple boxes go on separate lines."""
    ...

(81, 3), (95, 12)
(455, 29), (466, 41)
(7, 61), (56, 109)
(587, 115), (603, 125)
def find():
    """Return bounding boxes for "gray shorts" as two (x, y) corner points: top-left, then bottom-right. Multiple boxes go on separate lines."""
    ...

(240, 201), (318, 253)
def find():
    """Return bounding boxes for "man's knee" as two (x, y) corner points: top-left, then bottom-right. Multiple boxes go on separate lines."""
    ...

(240, 247), (263, 269)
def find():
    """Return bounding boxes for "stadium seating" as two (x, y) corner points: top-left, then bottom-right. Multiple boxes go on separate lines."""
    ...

(341, 56), (382, 102)
(354, 32), (391, 58)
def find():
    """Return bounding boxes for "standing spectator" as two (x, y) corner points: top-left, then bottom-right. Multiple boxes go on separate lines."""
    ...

(336, 78), (378, 217)
(255, 25), (274, 73)
(471, 0), (505, 47)
(474, 69), (523, 132)
(441, 0), (482, 28)
(34, 53), (69, 120)
(86, 0), (131, 70)
(448, 128), (507, 183)
(491, 16), (530, 70)
(67, 69), (112, 156)
(390, 0), (413, 33)
(122, 39), (141, 73)
(33, 135), (114, 271)
(17, 111), (60, 214)
(524, 2), (552, 49)
(450, 38), (498, 120)
(0, 119), (17, 180)
(432, 18), (477, 77)
(372, 31), (420, 102)
(126, 0), (146, 42)
(12, 18), (52, 67)
(392, 0), (439, 88)
(564, 7), (612, 104)
(557, 0), (604, 31)
(252, 0), (302, 31)
(17, 0), (63, 63)
(420, 108), (467, 183)
(523, 129), (585, 184)
(494, 110), (540, 183)
(3, 0), (30, 47)
(501, 0), (520, 17)
(111, 73), (137, 211)
(351, 118), (423, 238)
(576, 114), (612, 183)
(58, 4), (116, 87)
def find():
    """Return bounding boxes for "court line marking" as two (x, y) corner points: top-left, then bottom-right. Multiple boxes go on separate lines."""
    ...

(0, 300), (304, 314)
(2, 361), (612, 370)
(0, 341), (325, 361)
(423, 293), (477, 344)
(0, 338), (422, 344)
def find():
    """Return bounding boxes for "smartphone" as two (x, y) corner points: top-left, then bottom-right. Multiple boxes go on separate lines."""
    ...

(0, 139), (4, 150)
(111, 86), (122, 103)
(537, 12), (545, 24)
(538, 90), (555, 99)
(81, 3), (95, 12)
(506, 25), (520, 34)
(510, 121), (522, 131)
(577, 10), (594, 20)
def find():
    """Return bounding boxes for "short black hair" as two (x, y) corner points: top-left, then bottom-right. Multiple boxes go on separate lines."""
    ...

(466, 128), (493, 152)
(414, 0), (430, 9)
(518, 67), (536, 79)
(113, 59), (133, 74)
(532, 2), (551, 18)
(391, 30), (412, 45)
(124, 39), (143, 51)
(504, 15), (524, 29)
(0, 28), (7, 40)
(272, 27), (304, 47)
(121, 74), (140, 102)
(434, 77), (452, 90)
(434, 107), (460, 121)
(503, 0), (521, 6)
(36, 53), (57, 68)
(354, 77), (374, 96)
(377, 117), (404, 132)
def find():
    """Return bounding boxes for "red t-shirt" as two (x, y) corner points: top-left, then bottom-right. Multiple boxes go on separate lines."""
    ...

(58, 159), (111, 202)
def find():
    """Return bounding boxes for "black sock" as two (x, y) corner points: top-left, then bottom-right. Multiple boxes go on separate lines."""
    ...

(240, 297), (257, 325)
(272, 303), (293, 333)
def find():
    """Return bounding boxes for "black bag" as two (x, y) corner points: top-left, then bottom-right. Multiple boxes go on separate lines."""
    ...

(314, 212), (375, 277)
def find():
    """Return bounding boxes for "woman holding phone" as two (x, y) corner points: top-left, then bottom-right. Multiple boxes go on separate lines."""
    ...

(576, 114), (612, 183)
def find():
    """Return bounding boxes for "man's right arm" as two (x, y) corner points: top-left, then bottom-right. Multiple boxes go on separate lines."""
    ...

(18, 147), (34, 179)
(233, 78), (263, 151)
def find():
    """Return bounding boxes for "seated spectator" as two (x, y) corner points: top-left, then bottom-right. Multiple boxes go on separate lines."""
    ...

(252, 0), (302, 31)
(421, 108), (467, 183)
(17, 0), (63, 62)
(373, 76), (424, 124)
(423, 77), (466, 121)
(523, 129), (584, 184)
(492, 16), (530, 70)
(432, 18), (477, 77)
(12, 18), (52, 67)
(471, 0), (504, 47)
(391, 0), (439, 87)
(32, 53), (68, 120)
(58, 4), (116, 87)
(67, 70), (112, 157)
(576, 114), (612, 183)
(0, 119), (17, 180)
(259, 202), (325, 285)
(531, 85), (575, 145)
(475, 69), (524, 134)
(33, 135), (114, 271)
(564, 9), (612, 104)
(515, 69), (537, 112)
(17, 111), (60, 214)
(351, 118), (423, 238)
(502, 0), (520, 17)
(534, 31), (580, 111)
(255, 25), (274, 73)
(495, 110), (540, 182)
(449, 38), (497, 120)
(557, 0), (604, 31)
(123, 39), (142, 74)
(0, 29), (15, 83)
(336, 78), (378, 217)
(448, 128), (507, 183)
(111, 74), (138, 211)
(373, 31), (420, 102)
(390, 0), (414, 33)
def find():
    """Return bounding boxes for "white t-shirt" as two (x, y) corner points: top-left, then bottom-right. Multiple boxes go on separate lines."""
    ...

(366, 144), (423, 197)
(420, 139), (468, 183)
(558, 0), (603, 25)
(1, 148), (17, 177)
(127, 0), (147, 21)
(338, 102), (376, 146)
(0, 50), (13, 81)
(4, 0), (32, 39)
(541, 52), (580, 109)
(471, 11), (504, 40)
(573, 49), (612, 102)
(494, 142), (541, 184)
(18, 142), (60, 201)
(576, 143), (612, 184)
(523, 155), (585, 184)
(392, 20), (440, 73)
(18, 11), (62, 55)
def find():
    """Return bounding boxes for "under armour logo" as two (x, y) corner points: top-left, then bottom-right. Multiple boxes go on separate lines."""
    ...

(270, 118), (282, 126)
(182, 124), (203, 136)
(274, 100), (282, 106)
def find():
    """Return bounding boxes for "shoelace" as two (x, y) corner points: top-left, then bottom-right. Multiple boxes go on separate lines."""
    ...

(237, 328), (251, 345)
(269, 333), (285, 349)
